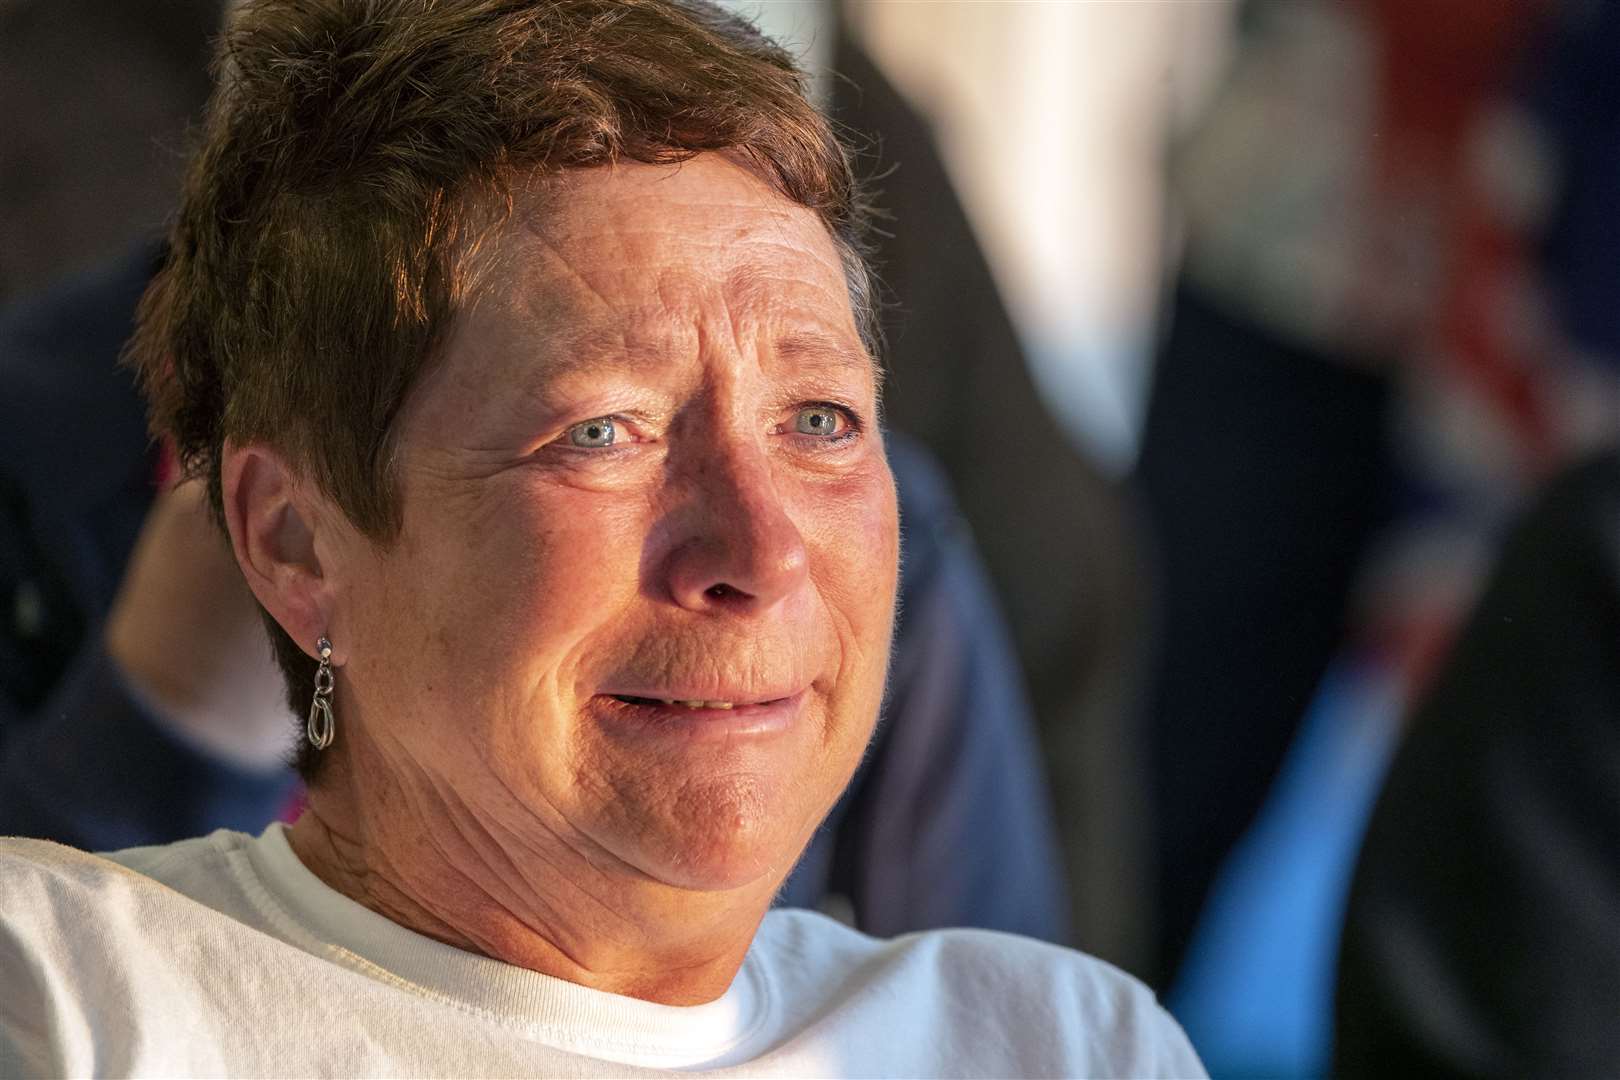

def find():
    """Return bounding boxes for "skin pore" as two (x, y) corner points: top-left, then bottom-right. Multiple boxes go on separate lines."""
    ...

(224, 155), (899, 1005)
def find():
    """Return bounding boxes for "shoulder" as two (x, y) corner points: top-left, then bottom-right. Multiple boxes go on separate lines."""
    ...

(0, 832), (260, 984)
(0, 834), (206, 931)
(754, 911), (1205, 1077)
(0, 832), (274, 1077)
(0, 835), (152, 908)
(0, 838), (171, 1072)
(0, 830), (256, 939)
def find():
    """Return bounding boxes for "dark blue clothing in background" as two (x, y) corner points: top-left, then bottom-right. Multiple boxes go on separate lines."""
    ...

(1528, 0), (1620, 371)
(0, 247), (1068, 944)
(0, 247), (296, 850)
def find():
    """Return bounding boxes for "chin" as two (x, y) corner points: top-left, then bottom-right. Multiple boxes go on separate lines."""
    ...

(631, 775), (815, 893)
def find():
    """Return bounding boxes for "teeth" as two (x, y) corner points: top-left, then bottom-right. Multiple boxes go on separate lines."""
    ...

(665, 700), (735, 709)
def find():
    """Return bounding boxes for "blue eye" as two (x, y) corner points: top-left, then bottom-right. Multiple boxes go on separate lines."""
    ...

(793, 406), (846, 437)
(568, 417), (615, 448)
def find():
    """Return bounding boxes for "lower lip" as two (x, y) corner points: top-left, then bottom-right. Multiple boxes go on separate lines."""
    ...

(592, 692), (805, 739)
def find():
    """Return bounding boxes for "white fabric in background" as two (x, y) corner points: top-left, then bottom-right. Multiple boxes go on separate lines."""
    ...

(0, 826), (1204, 1078)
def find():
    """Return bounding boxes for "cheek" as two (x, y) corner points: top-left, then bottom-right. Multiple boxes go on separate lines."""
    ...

(367, 480), (651, 714)
(797, 459), (900, 705)
(799, 465), (899, 675)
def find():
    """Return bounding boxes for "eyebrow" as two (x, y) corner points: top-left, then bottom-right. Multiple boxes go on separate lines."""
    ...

(773, 330), (880, 381)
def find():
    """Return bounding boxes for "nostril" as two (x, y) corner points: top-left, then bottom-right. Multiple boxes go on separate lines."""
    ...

(706, 584), (736, 599)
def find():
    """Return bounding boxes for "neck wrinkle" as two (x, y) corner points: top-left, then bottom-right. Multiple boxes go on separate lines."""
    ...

(285, 776), (769, 1006)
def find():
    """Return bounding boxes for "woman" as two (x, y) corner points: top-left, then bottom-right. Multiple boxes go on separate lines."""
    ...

(0, 1), (1202, 1075)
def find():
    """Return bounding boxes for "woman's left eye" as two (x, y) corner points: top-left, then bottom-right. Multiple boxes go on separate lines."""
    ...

(793, 405), (849, 437)
(566, 417), (616, 448)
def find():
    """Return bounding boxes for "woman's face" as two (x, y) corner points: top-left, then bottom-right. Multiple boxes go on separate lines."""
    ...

(330, 155), (898, 894)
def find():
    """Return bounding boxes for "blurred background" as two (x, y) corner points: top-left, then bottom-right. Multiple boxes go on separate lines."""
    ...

(2, 0), (1617, 1076)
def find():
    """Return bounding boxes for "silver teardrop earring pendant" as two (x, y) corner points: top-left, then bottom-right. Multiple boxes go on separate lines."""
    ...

(306, 636), (336, 750)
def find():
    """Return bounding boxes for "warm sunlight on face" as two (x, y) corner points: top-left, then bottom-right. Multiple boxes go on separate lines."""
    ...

(334, 154), (899, 895)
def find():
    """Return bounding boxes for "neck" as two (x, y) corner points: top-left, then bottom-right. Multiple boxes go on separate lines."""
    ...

(285, 759), (774, 1006)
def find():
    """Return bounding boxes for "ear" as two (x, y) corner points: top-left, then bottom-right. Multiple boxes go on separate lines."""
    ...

(221, 440), (342, 664)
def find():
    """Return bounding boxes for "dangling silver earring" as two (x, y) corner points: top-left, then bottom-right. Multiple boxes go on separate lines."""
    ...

(307, 636), (336, 750)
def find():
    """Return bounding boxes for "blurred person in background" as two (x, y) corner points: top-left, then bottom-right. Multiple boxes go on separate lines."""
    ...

(1335, 0), (1620, 1073)
(0, 245), (302, 849)
(1335, 447), (1620, 1077)
(1146, 0), (1620, 1074)
(0, 0), (1069, 945)
(0, 0), (366, 848)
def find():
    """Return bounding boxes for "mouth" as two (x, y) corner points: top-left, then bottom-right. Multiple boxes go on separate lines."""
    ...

(594, 690), (806, 737)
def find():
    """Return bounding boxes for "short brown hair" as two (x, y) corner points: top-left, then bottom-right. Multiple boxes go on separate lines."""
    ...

(127, 0), (876, 776)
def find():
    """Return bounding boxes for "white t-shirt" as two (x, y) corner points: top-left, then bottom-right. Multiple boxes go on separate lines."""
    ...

(0, 827), (1204, 1078)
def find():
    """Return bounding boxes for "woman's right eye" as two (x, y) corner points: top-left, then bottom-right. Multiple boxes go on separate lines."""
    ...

(566, 417), (616, 448)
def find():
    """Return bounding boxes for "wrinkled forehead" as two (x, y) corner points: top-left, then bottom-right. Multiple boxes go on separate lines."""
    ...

(400, 157), (877, 427)
(473, 158), (872, 366)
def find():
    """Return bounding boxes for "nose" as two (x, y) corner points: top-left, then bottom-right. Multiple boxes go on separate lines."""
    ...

(662, 443), (809, 614)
